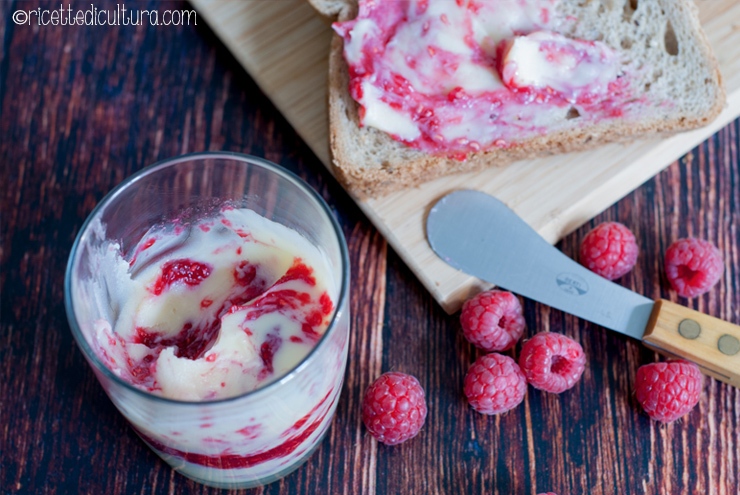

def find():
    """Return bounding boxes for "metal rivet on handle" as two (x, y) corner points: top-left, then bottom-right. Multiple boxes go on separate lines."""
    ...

(678, 319), (701, 339)
(718, 335), (740, 356)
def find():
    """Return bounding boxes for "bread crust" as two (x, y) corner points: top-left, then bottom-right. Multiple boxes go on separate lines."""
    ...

(326, 0), (726, 199)
(306, 0), (344, 19)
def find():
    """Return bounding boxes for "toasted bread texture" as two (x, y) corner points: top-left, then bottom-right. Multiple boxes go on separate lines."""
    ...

(317, 0), (725, 198)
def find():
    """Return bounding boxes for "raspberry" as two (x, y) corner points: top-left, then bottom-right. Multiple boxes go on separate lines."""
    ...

(460, 290), (526, 351)
(464, 353), (527, 415)
(664, 238), (723, 298)
(579, 222), (638, 280)
(537, 493), (558, 495)
(634, 360), (702, 423)
(361, 372), (427, 445)
(519, 332), (586, 393)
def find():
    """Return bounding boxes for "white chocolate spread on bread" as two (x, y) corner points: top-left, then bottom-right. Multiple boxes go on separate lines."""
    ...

(333, 0), (640, 158)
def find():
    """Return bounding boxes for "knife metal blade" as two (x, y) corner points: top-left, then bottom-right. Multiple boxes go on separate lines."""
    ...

(426, 189), (655, 340)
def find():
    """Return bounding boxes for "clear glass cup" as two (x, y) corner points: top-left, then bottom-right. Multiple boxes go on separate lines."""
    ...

(64, 152), (350, 489)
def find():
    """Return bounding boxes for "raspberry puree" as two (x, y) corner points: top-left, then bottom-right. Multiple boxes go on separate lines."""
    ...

(91, 206), (336, 401)
(334, 0), (634, 157)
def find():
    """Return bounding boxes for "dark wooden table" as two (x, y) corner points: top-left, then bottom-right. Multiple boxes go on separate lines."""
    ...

(2, 1), (739, 494)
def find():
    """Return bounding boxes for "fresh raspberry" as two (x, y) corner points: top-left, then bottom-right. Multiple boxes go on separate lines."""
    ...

(579, 222), (638, 280)
(361, 372), (427, 445)
(460, 290), (526, 351)
(519, 332), (586, 393)
(464, 353), (527, 415)
(537, 493), (558, 495)
(634, 360), (702, 423)
(664, 238), (723, 298)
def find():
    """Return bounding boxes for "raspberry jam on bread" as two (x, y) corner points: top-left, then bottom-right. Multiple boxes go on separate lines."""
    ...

(333, 0), (636, 157)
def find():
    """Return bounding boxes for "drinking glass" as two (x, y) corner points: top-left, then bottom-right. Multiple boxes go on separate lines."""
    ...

(65, 152), (350, 488)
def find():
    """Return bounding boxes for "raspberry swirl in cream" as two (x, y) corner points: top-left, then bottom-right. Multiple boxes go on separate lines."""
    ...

(334, 0), (633, 158)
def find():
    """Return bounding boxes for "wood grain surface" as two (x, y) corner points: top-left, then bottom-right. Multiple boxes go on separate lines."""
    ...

(189, 0), (740, 313)
(1, 1), (739, 494)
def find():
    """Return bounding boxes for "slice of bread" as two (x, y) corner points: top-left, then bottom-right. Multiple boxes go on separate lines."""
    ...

(315, 0), (725, 198)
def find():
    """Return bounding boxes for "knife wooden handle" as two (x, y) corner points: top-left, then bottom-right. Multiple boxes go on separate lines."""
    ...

(642, 299), (740, 386)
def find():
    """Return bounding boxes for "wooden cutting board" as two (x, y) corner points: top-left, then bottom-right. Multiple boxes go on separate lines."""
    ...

(190, 0), (740, 313)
